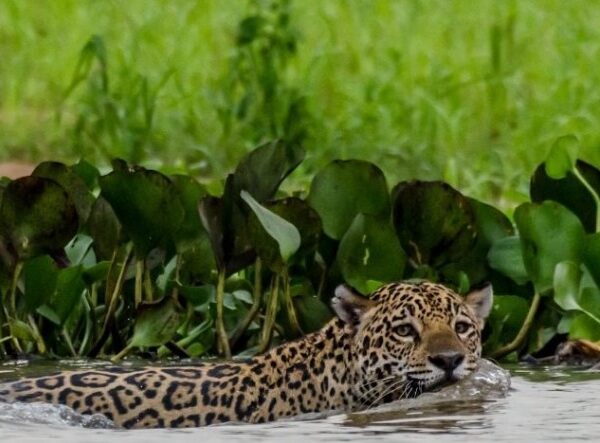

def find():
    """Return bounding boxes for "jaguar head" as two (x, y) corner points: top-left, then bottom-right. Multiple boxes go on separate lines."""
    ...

(331, 281), (492, 407)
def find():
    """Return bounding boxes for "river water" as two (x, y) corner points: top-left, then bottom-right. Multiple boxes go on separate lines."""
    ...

(0, 359), (598, 442)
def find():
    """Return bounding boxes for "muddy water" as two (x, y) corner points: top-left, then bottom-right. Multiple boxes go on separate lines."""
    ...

(0, 359), (598, 442)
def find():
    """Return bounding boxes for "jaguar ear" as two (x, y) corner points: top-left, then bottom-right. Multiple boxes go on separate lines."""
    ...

(465, 283), (493, 326)
(331, 284), (376, 327)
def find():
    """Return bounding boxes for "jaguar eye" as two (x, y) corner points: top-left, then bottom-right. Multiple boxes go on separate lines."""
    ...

(396, 324), (416, 337)
(455, 321), (471, 334)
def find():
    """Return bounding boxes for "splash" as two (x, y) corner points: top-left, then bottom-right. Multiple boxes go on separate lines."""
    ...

(0, 401), (115, 429)
(355, 358), (510, 416)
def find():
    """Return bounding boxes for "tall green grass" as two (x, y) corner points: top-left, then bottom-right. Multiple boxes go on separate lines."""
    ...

(1, 0), (600, 206)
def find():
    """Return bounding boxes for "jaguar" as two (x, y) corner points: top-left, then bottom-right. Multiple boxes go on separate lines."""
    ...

(0, 281), (492, 428)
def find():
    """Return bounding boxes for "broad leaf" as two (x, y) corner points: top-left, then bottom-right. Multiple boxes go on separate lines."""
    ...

(33, 161), (95, 225)
(170, 174), (208, 253)
(531, 160), (600, 233)
(392, 181), (476, 267)
(86, 196), (123, 261)
(545, 135), (579, 179)
(129, 297), (182, 348)
(23, 255), (58, 312)
(308, 160), (390, 240)
(483, 295), (529, 353)
(337, 213), (406, 293)
(198, 177), (255, 275)
(52, 265), (86, 324)
(443, 198), (514, 285)
(246, 197), (321, 270)
(0, 176), (78, 259)
(293, 295), (333, 333)
(553, 261), (583, 311)
(231, 139), (305, 202)
(241, 190), (300, 263)
(569, 312), (600, 341)
(99, 165), (184, 257)
(514, 201), (585, 293)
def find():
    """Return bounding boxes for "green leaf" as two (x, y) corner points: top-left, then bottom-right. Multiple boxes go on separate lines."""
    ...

(23, 255), (58, 312)
(82, 261), (111, 285)
(246, 197), (321, 271)
(0, 176), (78, 259)
(233, 289), (254, 305)
(71, 159), (100, 190)
(293, 295), (333, 333)
(553, 261), (583, 311)
(9, 319), (34, 341)
(487, 237), (529, 284)
(569, 312), (600, 341)
(99, 165), (184, 257)
(442, 198), (514, 285)
(170, 174), (208, 253)
(553, 261), (600, 328)
(545, 134), (579, 179)
(231, 139), (305, 203)
(198, 189), (254, 275)
(470, 199), (515, 246)
(577, 287), (600, 324)
(514, 201), (585, 293)
(337, 213), (406, 293)
(86, 196), (123, 261)
(52, 265), (85, 324)
(33, 161), (95, 225)
(392, 181), (476, 267)
(179, 284), (214, 311)
(36, 304), (61, 325)
(483, 295), (529, 353)
(129, 297), (182, 348)
(263, 197), (322, 262)
(308, 160), (390, 240)
(583, 233), (600, 287)
(65, 234), (95, 267)
(531, 160), (600, 233)
(241, 190), (300, 263)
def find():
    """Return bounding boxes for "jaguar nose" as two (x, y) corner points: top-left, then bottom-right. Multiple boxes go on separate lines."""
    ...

(428, 352), (465, 373)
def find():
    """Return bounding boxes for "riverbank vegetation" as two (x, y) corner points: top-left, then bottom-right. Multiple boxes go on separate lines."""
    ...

(0, 140), (598, 362)
(1, 0), (600, 362)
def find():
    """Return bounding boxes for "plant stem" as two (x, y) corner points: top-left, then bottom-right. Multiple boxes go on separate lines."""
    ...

(9, 261), (23, 318)
(135, 257), (144, 307)
(257, 275), (279, 354)
(103, 249), (118, 305)
(573, 166), (600, 230)
(78, 294), (93, 356)
(90, 282), (98, 308)
(143, 263), (153, 301)
(27, 315), (46, 354)
(89, 243), (132, 357)
(230, 257), (262, 347)
(111, 344), (132, 362)
(7, 260), (24, 353)
(283, 267), (302, 336)
(62, 328), (77, 357)
(490, 292), (541, 360)
(215, 270), (231, 358)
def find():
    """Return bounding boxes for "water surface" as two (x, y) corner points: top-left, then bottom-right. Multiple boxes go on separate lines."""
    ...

(0, 359), (598, 442)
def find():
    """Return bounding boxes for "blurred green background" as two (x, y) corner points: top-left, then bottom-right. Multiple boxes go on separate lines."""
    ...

(1, 0), (599, 206)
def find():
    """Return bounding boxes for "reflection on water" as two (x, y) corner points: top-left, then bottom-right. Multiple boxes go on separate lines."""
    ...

(0, 358), (599, 442)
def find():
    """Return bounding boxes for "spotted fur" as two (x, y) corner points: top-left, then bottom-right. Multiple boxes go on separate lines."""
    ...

(0, 281), (492, 428)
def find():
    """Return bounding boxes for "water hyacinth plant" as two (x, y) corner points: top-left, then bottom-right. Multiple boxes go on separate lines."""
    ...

(0, 138), (599, 362)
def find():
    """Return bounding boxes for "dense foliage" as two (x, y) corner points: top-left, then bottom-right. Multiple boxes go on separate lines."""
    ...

(0, 139), (598, 362)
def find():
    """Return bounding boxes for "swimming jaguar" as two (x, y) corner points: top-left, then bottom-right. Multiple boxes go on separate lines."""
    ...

(0, 281), (492, 428)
